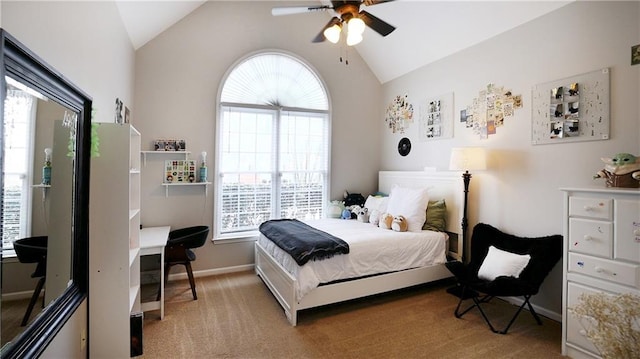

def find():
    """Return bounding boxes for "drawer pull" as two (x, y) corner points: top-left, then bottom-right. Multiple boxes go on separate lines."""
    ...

(594, 266), (617, 276)
(583, 206), (595, 212)
(634, 229), (640, 236)
(579, 329), (587, 337)
(583, 235), (593, 241)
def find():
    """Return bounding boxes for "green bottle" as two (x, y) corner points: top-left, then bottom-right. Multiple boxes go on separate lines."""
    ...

(42, 148), (52, 185)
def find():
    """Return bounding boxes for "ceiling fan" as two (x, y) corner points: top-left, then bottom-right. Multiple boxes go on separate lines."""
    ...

(271, 0), (396, 46)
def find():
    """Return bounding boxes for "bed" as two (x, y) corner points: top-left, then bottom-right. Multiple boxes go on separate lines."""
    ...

(254, 170), (464, 326)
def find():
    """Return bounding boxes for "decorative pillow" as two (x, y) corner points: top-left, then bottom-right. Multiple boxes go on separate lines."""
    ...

(478, 246), (531, 281)
(423, 199), (447, 232)
(364, 195), (389, 214)
(385, 185), (429, 232)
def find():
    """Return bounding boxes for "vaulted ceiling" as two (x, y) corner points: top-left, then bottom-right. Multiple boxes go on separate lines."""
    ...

(116, 0), (571, 83)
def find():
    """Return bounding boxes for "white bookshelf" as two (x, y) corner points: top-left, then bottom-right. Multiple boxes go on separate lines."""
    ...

(89, 123), (141, 358)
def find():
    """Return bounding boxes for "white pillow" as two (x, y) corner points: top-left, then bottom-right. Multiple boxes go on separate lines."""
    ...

(385, 185), (429, 232)
(478, 246), (531, 281)
(364, 195), (389, 213)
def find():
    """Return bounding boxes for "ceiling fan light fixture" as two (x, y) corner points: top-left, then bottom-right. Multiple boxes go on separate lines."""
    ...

(346, 32), (363, 46)
(347, 17), (366, 35)
(323, 23), (342, 44)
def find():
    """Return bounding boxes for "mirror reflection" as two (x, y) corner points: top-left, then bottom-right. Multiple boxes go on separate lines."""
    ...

(1, 75), (76, 347)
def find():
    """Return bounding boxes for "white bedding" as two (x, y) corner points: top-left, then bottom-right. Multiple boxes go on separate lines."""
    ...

(257, 218), (448, 300)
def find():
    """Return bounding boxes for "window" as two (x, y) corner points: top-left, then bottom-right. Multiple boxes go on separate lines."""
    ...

(2, 80), (36, 256)
(216, 52), (330, 237)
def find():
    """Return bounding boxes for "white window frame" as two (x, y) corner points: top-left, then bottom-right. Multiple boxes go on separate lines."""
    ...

(2, 87), (36, 257)
(215, 51), (331, 240)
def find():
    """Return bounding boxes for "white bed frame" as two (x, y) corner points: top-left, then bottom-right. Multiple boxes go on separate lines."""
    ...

(255, 170), (464, 326)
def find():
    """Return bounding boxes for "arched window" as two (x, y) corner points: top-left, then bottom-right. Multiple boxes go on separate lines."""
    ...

(216, 52), (330, 238)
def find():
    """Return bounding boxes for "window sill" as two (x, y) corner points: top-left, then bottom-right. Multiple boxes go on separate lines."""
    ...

(213, 232), (259, 244)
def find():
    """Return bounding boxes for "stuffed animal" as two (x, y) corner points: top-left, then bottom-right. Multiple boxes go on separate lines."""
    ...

(341, 209), (351, 219)
(594, 153), (640, 188)
(369, 209), (380, 226)
(357, 207), (369, 223)
(391, 215), (408, 232)
(378, 212), (393, 229)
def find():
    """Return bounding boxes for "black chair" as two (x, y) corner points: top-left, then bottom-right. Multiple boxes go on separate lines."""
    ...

(163, 226), (209, 300)
(13, 236), (48, 326)
(445, 223), (562, 334)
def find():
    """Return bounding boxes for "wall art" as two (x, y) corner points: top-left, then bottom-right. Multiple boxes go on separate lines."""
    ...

(419, 92), (454, 141)
(114, 97), (124, 124)
(531, 68), (609, 145)
(164, 160), (196, 183)
(385, 94), (414, 134)
(461, 84), (522, 139)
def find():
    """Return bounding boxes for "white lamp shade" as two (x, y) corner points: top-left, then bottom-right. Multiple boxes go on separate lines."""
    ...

(449, 147), (487, 171)
(323, 24), (341, 44)
(348, 17), (365, 35)
(346, 32), (363, 46)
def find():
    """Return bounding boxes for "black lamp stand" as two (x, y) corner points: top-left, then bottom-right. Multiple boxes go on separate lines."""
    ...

(445, 169), (474, 299)
(460, 170), (472, 263)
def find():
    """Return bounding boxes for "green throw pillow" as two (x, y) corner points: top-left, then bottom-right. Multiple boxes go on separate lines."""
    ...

(423, 199), (446, 232)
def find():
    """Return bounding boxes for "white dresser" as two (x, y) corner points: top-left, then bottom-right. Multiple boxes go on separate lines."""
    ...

(561, 187), (640, 358)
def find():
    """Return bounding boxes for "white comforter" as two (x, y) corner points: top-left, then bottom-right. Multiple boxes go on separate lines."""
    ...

(257, 218), (448, 300)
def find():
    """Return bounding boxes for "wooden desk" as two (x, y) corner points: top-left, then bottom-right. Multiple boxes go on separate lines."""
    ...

(140, 226), (170, 319)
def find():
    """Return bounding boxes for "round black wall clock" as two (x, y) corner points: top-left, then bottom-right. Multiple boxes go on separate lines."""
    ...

(398, 137), (411, 156)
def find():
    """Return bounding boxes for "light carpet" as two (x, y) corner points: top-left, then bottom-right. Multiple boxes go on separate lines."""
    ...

(141, 270), (563, 358)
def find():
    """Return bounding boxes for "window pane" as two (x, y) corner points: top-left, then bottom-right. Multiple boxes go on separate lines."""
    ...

(280, 172), (324, 220)
(2, 88), (34, 251)
(220, 53), (328, 110)
(220, 173), (272, 233)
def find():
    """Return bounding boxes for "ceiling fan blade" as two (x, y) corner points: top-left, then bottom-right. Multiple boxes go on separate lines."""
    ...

(359, 10), (395, 37)
(312, 17), (341, 43)
(271, 5), (330, 16)
(363, 0), (395, 6)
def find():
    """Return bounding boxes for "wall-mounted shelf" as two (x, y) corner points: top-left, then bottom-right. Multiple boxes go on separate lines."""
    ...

(32, 184), (51, 200)
(140, 150), (191, 166)
(161, 182), (211, 197)
(31, 184), (51, 188)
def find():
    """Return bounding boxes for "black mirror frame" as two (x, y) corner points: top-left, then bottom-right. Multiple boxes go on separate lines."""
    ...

(0, 29), (91, 359)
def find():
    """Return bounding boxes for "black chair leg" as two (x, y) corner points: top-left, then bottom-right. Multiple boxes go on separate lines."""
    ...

(453, 291), (539, 334)
(185, 262), (197, 300)
(22, 277), (45, 326)
(453, 286), (491, 318)
(525, 295), (543, 325)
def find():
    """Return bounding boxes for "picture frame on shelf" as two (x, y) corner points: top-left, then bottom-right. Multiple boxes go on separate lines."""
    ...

(164, 160), (196, 183)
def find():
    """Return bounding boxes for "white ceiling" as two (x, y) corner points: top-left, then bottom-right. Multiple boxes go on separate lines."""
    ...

(115, 0), (571, 83)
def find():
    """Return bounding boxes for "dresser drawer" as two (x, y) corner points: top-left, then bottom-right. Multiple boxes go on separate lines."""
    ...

(614, 199), (640, 263)
(566, 283), (601, 356)
(569, 218), (613, 258)
(568, 253), (640, 288)
(569, 197), (612, 220)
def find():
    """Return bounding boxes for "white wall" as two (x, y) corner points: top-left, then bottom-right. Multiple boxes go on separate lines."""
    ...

(133, 1), (381, 269)
(1, 1), (135, 357)
(380, 1), (640, 315)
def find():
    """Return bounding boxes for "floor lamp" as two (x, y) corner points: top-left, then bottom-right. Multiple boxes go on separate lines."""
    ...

(448, 147), (487, 263)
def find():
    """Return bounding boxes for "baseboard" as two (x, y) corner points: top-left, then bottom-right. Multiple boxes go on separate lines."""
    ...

(167, 264), (254, 282)
(500, 296), (562, 322)
(2, 290), (36, 301)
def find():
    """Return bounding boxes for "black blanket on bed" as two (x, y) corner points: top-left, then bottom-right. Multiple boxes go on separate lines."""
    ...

(258, 219), (349, 266)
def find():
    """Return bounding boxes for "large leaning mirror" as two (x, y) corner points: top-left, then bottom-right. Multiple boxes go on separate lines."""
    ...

(0, 29), (91, 358)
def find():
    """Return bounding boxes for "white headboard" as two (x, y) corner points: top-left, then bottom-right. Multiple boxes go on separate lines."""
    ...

(379, 171), (464, 260)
